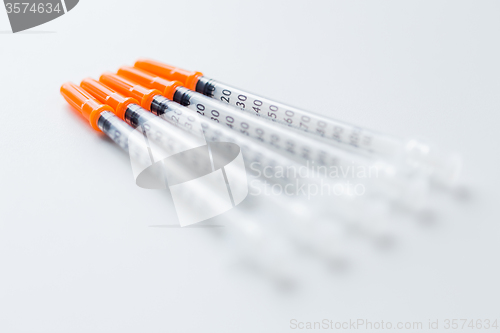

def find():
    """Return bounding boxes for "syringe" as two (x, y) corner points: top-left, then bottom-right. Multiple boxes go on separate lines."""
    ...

(94, 73), (329, 194)
(61, 82), (315, 282)
(114, 66), (432, 202)
(113, 67), (434, 206)
(99, 72), (428, 216)
(65, 81), (388, 277)
(134, 59), (461, 187)
(87, 75), (397, 249)
(60, 82), (138, 152)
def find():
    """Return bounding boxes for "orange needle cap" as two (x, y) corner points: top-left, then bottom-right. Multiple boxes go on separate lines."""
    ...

(117, 66), (183, 100)
(134, 59), (203, 91)
(60, 82), (113, 131)
(80, 78), (139, 120)
(99, 72), (161, 110)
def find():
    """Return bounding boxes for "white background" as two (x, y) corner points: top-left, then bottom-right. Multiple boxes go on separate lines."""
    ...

(0, 1), (499, 332)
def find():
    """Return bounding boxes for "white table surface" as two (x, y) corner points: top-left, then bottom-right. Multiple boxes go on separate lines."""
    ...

(1, 1), (499, 332)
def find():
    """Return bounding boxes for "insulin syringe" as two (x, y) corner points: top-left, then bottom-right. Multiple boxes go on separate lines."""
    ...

(135, 59), (461, 187)
(99, 71), (428, 211)
(94, 73), (324, 192)
(61, 82), (383, 271)
(81, 76), (396, 245)
(61, 81), (211, 176)
(114, 66), (427, 193)
(60, 83), (314, 278)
